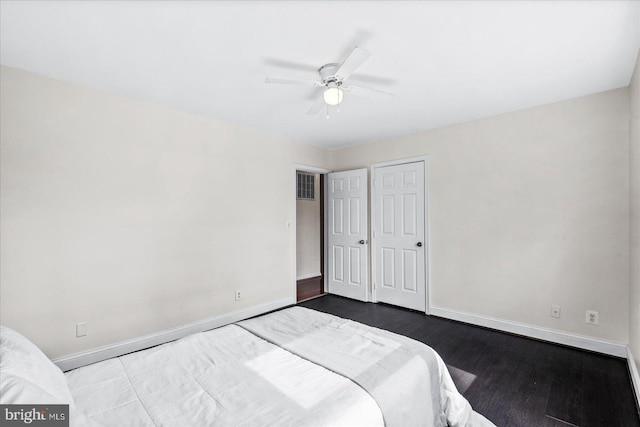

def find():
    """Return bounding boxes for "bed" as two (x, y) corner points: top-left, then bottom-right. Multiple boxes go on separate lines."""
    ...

(1, 306), (495, 426)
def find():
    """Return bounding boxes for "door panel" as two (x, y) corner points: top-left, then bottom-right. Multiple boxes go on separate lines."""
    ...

(333, 246), (344, 282)
(327, 169), (368, 301)
(402, 194), (417, 235)
(349, 247), (361, 284)
(333, 199), (343, 234)
(374, 161), (426, 311)
(402, 249), (417, 292)
(382, 248), (395, 288)
(349, 198), (360, 234)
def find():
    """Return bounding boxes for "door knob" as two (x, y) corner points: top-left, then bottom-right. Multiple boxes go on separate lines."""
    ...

(417, 242), (423, 247)
(359, 240), (367, 244)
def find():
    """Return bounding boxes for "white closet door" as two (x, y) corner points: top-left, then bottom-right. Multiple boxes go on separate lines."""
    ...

(373, 161), (426, 311)
(327, 169), (368, 302)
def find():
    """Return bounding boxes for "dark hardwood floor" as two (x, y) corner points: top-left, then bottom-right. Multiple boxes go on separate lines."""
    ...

(298, 295), (640, 427)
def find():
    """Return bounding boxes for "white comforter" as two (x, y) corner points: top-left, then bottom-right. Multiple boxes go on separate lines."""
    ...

(65, 323), (384, 426)
(240, 307), (494, 427)
(65, 307), (494, 426)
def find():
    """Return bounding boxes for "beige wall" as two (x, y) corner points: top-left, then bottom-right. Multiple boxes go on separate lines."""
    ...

(0, 66), (329, 358)
(630, 51), (640, 370)
(331, 88), (630, 344)
(0, 64), (634, 360)
(296, 173), (321, 280)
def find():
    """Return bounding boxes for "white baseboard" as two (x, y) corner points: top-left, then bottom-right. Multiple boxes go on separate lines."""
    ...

(53, 297), (295, 371)
(628, 348), (640, 411)
(429, 305), (627, 358)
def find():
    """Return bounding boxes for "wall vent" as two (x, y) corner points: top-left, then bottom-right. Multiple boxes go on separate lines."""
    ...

(297, 172), (315, 200)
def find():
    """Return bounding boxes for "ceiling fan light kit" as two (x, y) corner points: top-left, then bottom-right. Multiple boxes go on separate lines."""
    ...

(323, 86), (343, 106)
(265, 46), (393, 116)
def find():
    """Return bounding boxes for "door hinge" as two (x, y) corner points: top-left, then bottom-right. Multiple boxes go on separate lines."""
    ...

(372, 282), (376, 290)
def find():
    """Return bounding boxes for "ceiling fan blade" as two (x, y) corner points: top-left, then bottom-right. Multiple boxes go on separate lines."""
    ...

(263, 58), (318, 73)
(343, 85), (394, 98)
(265, 77), (321, 86)
(307, 95), (326, 115)
(335, 46), (371, 81)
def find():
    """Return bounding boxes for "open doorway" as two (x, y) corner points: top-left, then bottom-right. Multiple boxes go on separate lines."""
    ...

(295, 169), (326, 302)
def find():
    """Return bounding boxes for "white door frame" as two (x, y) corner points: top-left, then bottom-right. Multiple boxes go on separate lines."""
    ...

(292, 164), (332, 300)
(370, 156), (431, 314)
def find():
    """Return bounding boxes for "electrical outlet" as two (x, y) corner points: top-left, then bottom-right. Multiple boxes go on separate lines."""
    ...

(586, 310), (599, 325)
(76, 322), (87, 337)
(551, 305), (561, 319)
(235, 290), (242, 301)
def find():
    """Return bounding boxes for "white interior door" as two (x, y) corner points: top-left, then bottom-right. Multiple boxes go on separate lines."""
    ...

(373, 161), (426, 311)
(327, 169), (368, 301)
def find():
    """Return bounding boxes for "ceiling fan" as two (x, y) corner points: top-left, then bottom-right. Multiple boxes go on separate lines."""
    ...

(265, 46), (393, 116)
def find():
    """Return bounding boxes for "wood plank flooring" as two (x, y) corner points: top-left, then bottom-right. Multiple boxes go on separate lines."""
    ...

(298, 295), (640, 427)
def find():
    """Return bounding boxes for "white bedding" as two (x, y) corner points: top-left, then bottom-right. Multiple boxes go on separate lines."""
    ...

(65, 323), (384, 426)
(240, 307), (495, 427)
(32, 306), (498, 426)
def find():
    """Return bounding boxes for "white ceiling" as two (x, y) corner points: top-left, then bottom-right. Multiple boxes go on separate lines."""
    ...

(1, 1), (638, 149)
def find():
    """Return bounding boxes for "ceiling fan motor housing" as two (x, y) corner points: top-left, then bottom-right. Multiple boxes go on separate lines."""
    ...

(319, 63), (341, 85)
